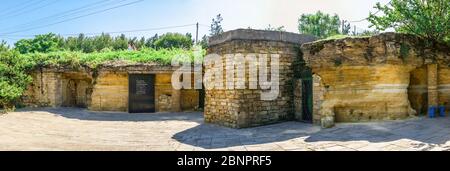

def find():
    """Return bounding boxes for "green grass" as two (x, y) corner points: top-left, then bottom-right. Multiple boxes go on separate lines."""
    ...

(322, 34), (371, 41)
(21, 47), (205, 69)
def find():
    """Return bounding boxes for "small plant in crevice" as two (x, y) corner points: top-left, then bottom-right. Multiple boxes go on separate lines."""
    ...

(334, 57), (343, 67)
(364, 46), (374, 62)
(400, 43), (411, 60)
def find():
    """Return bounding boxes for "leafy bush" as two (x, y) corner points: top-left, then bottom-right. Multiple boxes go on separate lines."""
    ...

(0, 50), (33, 109)
(0, 45), (205, 109)
(153, 33), (193, 49)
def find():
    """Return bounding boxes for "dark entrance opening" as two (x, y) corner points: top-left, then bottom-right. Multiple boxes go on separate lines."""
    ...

(129, 74), (156, 113)
(301, 69), (313, 122)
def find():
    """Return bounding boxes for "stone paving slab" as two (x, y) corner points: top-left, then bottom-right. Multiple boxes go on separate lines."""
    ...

(1, 108), (450, 151)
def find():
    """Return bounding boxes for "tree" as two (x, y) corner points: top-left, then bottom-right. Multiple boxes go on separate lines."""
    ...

(368, 0), (450, 44)
(81, 37), (95, 53)
(14, 33), (61, 54)
(341, 20), (351, 35)
(0, 40), (9, 52)
(135, 37), (146, 50)
(112, 34), (128, 51)
(298, 11), (341, 38)
(92, 33), (113, 52)
(210, 14), (224, 36)
(265, 25), (286, 31)
(199, 35), (208, 49)
(153, 33), (193, 49)
(145, 34), (159, 49)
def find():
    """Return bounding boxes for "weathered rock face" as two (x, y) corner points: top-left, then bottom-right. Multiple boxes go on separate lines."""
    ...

(312, 65), (417, 122)
(23, 66), (200, 113)
(23, 71), (64, 107)
(89, 72), (128, 111)
(205, 29), (316, 128)
(408, 66), (428, 115)
(438, 66), (450, 111)
(302, 32), (449, 125)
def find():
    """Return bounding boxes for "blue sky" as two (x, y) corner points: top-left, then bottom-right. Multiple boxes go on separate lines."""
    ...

(0, 0), (390, 45)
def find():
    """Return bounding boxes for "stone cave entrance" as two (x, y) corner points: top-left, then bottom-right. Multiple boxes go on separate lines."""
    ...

(61, 73), (93, 108)
(295, 67), (313, 123)
(408, 66), (428, 116)
(301, 71), (313, 122)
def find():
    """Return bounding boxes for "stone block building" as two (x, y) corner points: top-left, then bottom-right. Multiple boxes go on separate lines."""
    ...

(205, 29), (449, 128)
(20, 29), (450, 129)
(205, 29), (316, 128)
(22, 63), (200, 113)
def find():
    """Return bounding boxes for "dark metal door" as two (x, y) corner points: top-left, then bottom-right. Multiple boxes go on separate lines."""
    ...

(129, 74), (155, 113)
(301, 70), (313, 122)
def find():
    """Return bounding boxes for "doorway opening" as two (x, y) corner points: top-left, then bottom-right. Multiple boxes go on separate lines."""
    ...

(301, 68), (313, 122)
(62, 73), (92, 108)
(128, 74), (156, 113)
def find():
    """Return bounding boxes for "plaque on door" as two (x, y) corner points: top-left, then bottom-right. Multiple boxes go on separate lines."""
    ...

(129, 74), (155, 113)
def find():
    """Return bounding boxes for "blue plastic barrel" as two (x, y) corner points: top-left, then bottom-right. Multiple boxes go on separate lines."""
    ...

(439, 106), (446, 117)
(429, 106), (436, 118)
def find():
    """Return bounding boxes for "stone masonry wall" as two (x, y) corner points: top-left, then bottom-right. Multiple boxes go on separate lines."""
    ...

(205, 29), (316, 128)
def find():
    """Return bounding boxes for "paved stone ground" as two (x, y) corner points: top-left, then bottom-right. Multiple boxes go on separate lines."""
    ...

(1, 108), (450, 151)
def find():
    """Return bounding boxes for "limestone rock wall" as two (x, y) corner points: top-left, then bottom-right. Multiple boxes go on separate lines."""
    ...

(89, 72), (129, 111)
(61, 72), (93, 108)
(408, 66), (428, 115)
(302, 32), (449, 125)
(22, 71), (63, 107)
(23, 69), (199, 113)
(438, 66), (450, 111)
(313, 65), (416, 122)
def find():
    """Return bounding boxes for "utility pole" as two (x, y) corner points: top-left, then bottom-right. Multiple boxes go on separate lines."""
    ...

(196, 22), (199, 44)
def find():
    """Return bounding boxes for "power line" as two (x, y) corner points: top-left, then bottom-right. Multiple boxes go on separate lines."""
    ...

(198, 23), (210, 28)
(0, 0), (47, 19)
(0, 0), (60, 21)
(62, 24), (197, 36)
(8, 0), (120, 30)
(0, 23), (198, 37)
(0, 0), (37, 16)
(0, 0), (124, 32)
(0, 0), (145, 35)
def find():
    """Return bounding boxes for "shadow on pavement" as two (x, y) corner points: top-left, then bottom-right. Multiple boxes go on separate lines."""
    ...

(172, 122), (320, 149)
(17, 107), (204, 123)
(173, 117), (450, 149)
(304, 117), (450, 147)
(17, 107), (450, 150)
